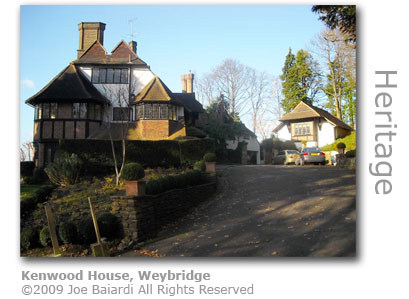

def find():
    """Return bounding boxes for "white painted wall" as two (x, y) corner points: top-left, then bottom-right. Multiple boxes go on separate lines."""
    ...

(79, 66), (155, 107)
(318, 121), (335, 147)
(226, 135), (261, 164)
(276, 124), (291, 141)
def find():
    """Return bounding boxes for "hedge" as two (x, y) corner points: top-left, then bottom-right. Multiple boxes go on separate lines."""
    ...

(59, 139), (215, 176)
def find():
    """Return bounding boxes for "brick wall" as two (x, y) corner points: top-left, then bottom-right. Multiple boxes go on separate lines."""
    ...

(112, 178), (217, 242)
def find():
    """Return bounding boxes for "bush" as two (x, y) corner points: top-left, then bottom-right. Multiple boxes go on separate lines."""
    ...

(193, 160), (205, 172)
(203, 153), (217, 162)
(97, 213), (121, 240)
(45, 153), (82, 186)
(59, 139), (216, 173)
(39, 226), (51, 247)
(346, 149), (356, 158)
(77, 217), (96, 244)
(337, 142), (346, 149)
(122, 163), (145, 181)
(20, 185), (56, 220)
(20, 161), (35, 177)
(58, 222), (78, 245)
(21, 227), (39, 251)
(24, 168), (49, 185)
(179, 139), (216, 166)
(145, 170), (204, 195)
(185, 170), (202, 186)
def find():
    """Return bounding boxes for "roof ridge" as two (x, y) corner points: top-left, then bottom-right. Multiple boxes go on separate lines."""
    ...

(77, 40), (107, 59)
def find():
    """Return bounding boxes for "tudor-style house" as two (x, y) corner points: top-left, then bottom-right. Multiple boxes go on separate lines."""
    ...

(272, 101), (353, 148)
(26, 22), (206, 167)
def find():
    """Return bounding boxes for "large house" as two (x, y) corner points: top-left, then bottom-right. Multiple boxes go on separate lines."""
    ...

(272, 101), (353, 148)
(26, 22), (206, 167)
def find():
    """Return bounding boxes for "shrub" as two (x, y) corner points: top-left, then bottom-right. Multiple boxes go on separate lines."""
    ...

(185, 170), (202, 186)
(346, 149), (356, 158)
(337, 142), (346, 149)
(58, 222), (78, 244)
(77, 217), (96, 244)
(193, 160), (205, 172)
(203, 153), (217, 162)
(24, 168), (49, 185)
(39, 226), (51, 247)
(20, 161), (35, 177)
(145, 170), (204, 195)
(20, 197), (37, 219)
(122, 163), (145, 181)
(20, 185), (55, 220)
(97, 213), (121, 240)
(179, 139), (216, 166)
(45, 153), (82, 186)
(21, 227), (39, 251)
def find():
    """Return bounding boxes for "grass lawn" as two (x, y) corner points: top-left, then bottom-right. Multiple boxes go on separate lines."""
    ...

(20, 185), (45, 200)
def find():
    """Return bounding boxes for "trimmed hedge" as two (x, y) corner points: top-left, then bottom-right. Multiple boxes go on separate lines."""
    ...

(122, 163), (145, 181)
(59, 139), (215, 176)
(21, 161), (35, 177)
(59, 222), (78, 245)
(145, 170), (206, 195)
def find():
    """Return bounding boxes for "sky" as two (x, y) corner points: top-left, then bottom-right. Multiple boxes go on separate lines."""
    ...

(20, 5), (325, 144)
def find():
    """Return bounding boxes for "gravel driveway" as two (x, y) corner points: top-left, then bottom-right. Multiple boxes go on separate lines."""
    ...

(125, 165), (356, 257)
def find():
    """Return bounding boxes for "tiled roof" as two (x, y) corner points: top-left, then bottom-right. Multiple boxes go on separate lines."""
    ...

(173, 93), (205, 113)
(279, 101), (353, 131)
(133, 76), (182, 105)
(25, 64), (109, 106)
(74, 40), (148, 66)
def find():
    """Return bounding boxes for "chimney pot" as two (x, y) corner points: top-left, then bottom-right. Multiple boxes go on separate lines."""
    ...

(129, 41), (137, 54)
(181, 73), (194, 93)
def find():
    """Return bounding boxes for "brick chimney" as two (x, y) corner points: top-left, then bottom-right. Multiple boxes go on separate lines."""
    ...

(181, 73), (194, 93)
(77, 22), (106, 58)
(129, 41), (137, 54)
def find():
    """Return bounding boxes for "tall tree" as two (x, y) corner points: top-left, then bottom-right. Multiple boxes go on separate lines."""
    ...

(247, 68), (271, 135)
(211, 59), (250, 119)
(312, 5), (356, 45)
(280, 48), (321, 113)
(311, 29), (356, 123)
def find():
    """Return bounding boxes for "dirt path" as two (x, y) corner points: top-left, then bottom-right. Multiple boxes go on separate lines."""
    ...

(124, 165), (356, 257)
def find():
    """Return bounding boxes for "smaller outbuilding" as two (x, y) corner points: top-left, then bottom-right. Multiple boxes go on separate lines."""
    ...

(272, 101), (353, 148)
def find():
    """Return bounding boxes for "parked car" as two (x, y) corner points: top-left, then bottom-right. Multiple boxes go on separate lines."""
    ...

(296, 147), (326, 165)
(273, 150), (300, 165)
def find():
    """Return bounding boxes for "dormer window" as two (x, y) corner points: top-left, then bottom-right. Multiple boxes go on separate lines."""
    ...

(92, 67), (128, 84)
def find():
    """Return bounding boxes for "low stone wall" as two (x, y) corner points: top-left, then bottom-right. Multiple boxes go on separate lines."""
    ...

(336, 154), (356, 170)
(112, 178), (217, 242)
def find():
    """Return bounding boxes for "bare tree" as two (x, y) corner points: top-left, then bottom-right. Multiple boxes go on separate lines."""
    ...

(211, 59), (251, 118)
(102, 84), (134, 186)
(310, 29), (356, 120)
(247, 68), (271, 135)
(22, 141), (34, 161)
(20, 148), (26, 162)
(195, 73), (218, 107)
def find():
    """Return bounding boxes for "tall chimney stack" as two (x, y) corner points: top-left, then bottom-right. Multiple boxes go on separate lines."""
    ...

(181, 73), (194, 93)
(129, 41), (137, 54)
(77, 22), (106, 58)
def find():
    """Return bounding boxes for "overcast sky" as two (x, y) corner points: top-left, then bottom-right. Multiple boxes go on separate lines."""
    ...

(20, 5), (325, 144)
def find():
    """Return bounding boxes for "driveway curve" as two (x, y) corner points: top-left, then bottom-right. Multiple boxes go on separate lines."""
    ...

(128, 165), (356, 257)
